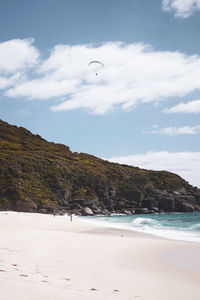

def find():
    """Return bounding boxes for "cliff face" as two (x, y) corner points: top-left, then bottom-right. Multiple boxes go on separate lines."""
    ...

(0, 119), (199, 215)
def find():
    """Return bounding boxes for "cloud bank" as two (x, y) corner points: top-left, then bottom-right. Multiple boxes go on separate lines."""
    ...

(2, 39), (200, 115)
(145, 124), (200, 135)
(106, 151), (200, 188)
(162, 0), (200, 18)
(164, 99), (200, 113)
(0, 39), (39, 90)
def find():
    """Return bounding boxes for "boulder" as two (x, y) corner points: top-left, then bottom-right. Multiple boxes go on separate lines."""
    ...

(184, 195), (197, 205)
(82, 207), (94, 216)
(145, 185), (165, 195)
(144, 184), (155, 194)
(135, 208), (150, 214)
(71, 202), (82, 210)
(157, 196), (175, 211)
(101, 209), (111, 215)
(152, 207), (159, 213)
(56, 210), (66, 216)
(82, 201), (93, 208)
(194, 205), (200, 212)
(173, 191), (180, 196)
(120, 190), (141, 203)
(38, 208), (48, 214)
(115, 200), (126, 209)
(91, 205), (102, 214)
(145, 186), (169, 200)
(177, 187), (187, 195)
(58, 198), (69, 207)
(176, 201), (195, 212)
(123, 210), (133, 215)
(15, 200), (37, 212)
(127, 200), (138, 208)
(142, 197), (158, 210)
(37, 203), (64, 214)
(181, 203), (195, 212)
(194, 191), (200, 204)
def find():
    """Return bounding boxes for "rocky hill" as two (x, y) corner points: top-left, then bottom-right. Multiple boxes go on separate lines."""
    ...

(0, 119), (199, 215)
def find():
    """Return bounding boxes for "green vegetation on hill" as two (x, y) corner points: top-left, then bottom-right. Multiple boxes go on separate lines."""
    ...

(0, 119), (196, 214)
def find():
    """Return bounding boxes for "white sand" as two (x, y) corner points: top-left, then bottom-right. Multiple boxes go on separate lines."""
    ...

(0, 211), (200, 300)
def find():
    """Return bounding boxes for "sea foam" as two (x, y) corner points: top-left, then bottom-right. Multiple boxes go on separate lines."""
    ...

(80, 212), (200, 243)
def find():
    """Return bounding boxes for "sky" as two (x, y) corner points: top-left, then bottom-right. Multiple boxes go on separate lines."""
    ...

(0, 0), (200, 187)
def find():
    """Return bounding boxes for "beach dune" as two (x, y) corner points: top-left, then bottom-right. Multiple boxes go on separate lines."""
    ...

(0, 212), (200, 300)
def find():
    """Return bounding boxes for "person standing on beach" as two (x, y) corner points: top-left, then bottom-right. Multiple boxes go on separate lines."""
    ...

(68, 213), (72, 222)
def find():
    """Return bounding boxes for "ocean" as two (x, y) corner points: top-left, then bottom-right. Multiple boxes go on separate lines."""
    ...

(81, 212), (200, 243)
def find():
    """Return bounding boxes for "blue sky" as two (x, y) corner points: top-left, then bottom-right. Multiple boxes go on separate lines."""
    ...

(0, 0), (200, 187)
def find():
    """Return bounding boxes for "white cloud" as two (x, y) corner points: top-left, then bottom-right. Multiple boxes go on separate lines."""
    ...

(6, 78), (80, 100)
(145, 125), (200, 135)
(4, 41), (200, 115)
(162, 0), (200, 18)
(164, 99), (200, 113)
(0, 38), (39, 74)
(106, 151), (200, 188)
(0, 39), (39, 90)
(0, 73), (24, 89)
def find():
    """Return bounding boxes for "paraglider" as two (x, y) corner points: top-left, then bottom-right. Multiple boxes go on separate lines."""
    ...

(89, 60), (104, 76)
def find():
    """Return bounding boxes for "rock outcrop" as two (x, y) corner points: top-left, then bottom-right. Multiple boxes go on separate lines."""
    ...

(0, 119), (199, 216)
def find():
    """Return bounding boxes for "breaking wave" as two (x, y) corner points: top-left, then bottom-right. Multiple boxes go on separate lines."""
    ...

(81, 212), (200, 243)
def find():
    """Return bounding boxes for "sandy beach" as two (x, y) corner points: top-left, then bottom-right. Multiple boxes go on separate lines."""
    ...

(0, 212), (200, 300)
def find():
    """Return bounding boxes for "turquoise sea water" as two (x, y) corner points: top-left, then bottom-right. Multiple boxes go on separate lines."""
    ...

(81, 212), (200, 243)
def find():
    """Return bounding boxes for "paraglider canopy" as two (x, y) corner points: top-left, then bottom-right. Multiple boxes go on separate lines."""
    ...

(89, 60), (104, 76)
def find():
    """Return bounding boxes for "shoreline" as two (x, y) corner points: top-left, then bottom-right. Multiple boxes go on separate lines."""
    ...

(0, 211), (200, 300)
(78, 213), (200, 244)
